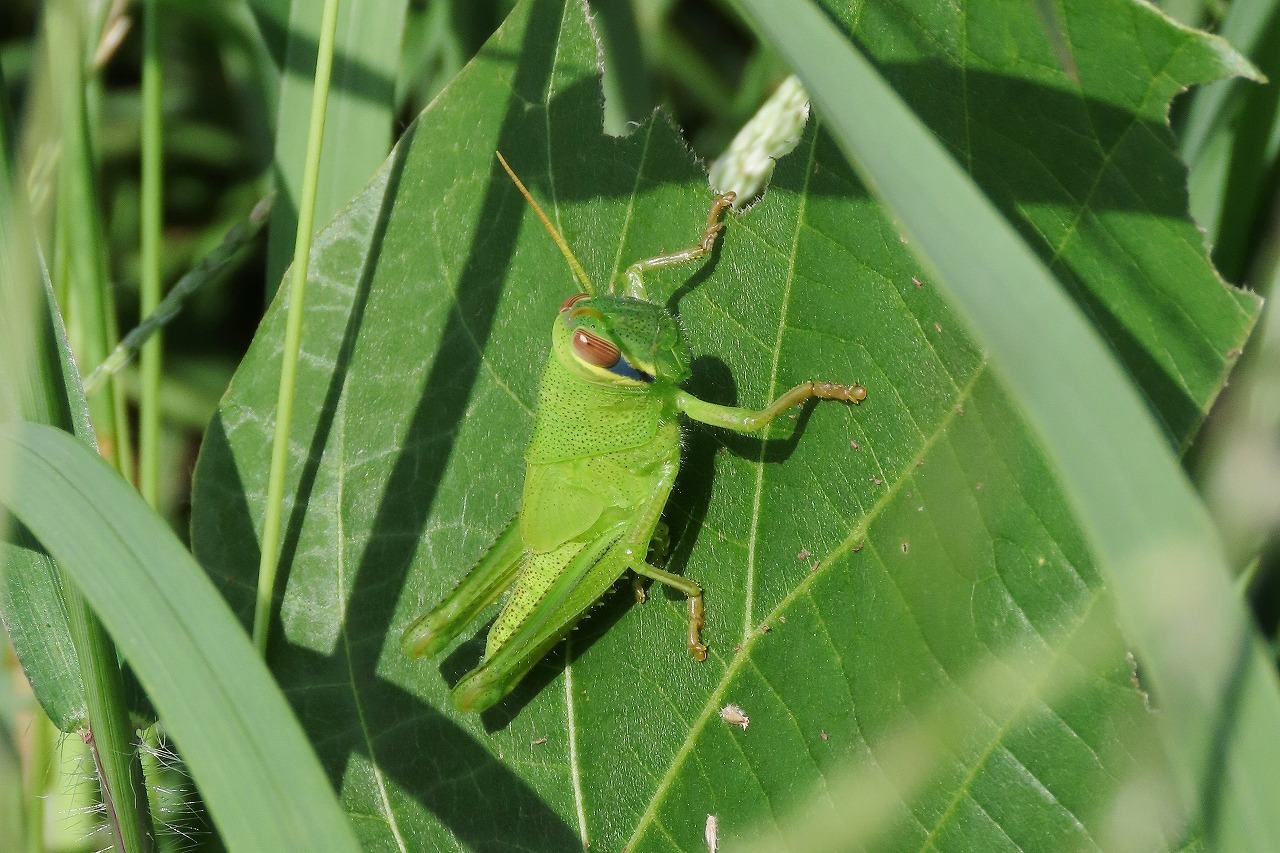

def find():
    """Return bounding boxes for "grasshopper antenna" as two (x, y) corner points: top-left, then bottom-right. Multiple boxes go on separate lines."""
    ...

(495, 151), (595, 296)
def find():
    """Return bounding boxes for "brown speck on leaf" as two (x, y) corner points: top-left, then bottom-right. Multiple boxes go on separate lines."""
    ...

(853, 541), (864, 552)
(810, 559), (820, 573)
(779, 615), (787, 623)
(797, 547), (812, 561)
(934, 322), (942, 333)
(976, 481), (984, 490)
(733, 643), (742, 653)
(955, 404), (965, 415)
(917, 459), (924, 467)
(912, 276), (923, 287)
(720, 704), (750, 730)
(1228, 348), (1243, 358)
(872, 476), (883, 485)
(532, 736), (548, 747)
(820, 730), (829, 741)
(758, 623), (772, 634)
(850, 440), (860, 450)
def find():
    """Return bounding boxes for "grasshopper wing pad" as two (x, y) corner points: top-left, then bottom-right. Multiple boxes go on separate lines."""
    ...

(520, 461), (606, 552)
(511, 452), (660, 640)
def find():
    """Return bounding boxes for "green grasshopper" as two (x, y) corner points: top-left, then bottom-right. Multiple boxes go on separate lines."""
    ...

(402, 153), (867, 713)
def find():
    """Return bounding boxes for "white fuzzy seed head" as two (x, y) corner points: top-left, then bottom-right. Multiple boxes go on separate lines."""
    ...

(708, 76), (810, 209)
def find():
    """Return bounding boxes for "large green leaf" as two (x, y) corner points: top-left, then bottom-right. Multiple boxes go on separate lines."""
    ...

(191, 0), (1256, 849)
(735, 0), (1280, 848)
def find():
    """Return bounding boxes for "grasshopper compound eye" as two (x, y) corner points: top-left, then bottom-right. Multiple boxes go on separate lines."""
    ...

(571, 329), (621, 368)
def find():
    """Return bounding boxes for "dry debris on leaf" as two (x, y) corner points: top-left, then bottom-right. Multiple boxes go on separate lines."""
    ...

(720, 704), (750, 730)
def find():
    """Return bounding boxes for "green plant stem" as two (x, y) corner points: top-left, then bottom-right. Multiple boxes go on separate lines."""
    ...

(139, 0), (164, 508)
(83, 195), (273, 396)
(253, 0), (343, 655)
(47, 0), (131, 475)
(22, 711), (52, 853)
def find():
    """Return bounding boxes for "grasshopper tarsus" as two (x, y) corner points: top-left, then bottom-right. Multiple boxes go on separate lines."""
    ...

(688, 595), (708, 661)
(631, 575), (648, 604)
(809, 380), (868, 404)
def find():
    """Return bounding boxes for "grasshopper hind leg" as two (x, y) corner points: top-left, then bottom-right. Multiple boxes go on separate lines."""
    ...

(450, 524), (627, 713)
(401, 516), (523, 659)
(632, 520), (671, 603)
(632, 560), (707, 661)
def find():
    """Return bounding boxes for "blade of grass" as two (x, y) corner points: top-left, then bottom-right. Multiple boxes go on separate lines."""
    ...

(44, 0), (131, 475)
(1197, 200), (1280, 569)
(593, 0), (658, 136)
(1180, 0), (1274, 170)
(263, 0), (408, 292)
(138, 0), (163, 509)
(0, 667), (22, 853)
(0, 423), (361, 853)
(0, 54), (90, 737)
(733, 0), (1280, 846)
(254, 0), (343, 655)
(22, 710), (55, 853)
(1180, 0), (1276, 281)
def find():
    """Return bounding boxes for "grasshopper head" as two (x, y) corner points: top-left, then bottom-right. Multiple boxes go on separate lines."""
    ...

(553, 293), (692, 386)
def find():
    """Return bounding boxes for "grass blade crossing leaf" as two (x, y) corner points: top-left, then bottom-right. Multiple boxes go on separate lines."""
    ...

(0, 422), (359, 853)
(732, 0), (1280, 846)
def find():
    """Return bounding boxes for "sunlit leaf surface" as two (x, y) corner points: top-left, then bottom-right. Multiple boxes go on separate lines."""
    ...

(191, 0), (1253, 848)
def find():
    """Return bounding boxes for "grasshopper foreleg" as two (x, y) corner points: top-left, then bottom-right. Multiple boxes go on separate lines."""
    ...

(620, 192), (736, 298)
(675, 380), (867, 433)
